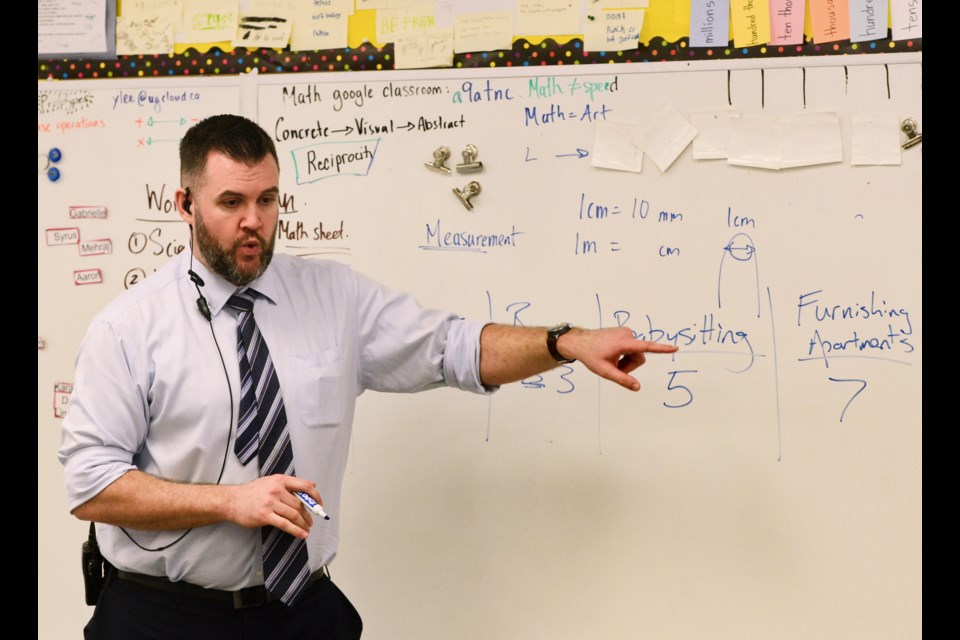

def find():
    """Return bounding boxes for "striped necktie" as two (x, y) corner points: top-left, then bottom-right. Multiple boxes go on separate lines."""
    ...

(227, 290), (311, 606)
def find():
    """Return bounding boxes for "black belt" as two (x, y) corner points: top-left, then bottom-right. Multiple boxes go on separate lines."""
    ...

(114, 566), (330, 609)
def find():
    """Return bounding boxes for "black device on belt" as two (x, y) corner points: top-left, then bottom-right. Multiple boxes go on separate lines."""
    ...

(114, 566), (330, 609)
(81, 523), (106, 606)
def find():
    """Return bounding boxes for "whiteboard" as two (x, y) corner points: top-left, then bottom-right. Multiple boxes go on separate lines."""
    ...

(38, 60), (922, 639)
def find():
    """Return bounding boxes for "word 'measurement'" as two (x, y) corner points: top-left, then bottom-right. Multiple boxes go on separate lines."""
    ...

(421, 219), (524, 253)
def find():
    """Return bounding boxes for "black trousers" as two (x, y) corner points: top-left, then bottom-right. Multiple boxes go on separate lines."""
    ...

(84, 568), (362, 640)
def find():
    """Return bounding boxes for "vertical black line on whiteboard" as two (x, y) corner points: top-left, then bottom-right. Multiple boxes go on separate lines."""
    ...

(885, 64), (891, 99)
(595, 292), (604, 456)
(727, 69), (732, 106)
(485, 290), (493, 442)
(761, 68), (765, 109)
(844, 66), (848, 94)
(766, 287), (783, 462)
(802, 68), (807, 108)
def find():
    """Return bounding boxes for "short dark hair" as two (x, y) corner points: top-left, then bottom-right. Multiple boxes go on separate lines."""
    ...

(179, 114), (279, 187)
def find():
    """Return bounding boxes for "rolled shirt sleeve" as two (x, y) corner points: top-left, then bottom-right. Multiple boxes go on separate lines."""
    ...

(59, 318), (146, 512)
(354, 269), (494, 395)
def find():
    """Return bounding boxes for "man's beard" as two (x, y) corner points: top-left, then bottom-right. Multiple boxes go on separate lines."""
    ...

(194, 208), (276, 286)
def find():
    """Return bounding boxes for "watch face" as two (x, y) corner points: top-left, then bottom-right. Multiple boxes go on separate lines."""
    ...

(547, 323), (574, 363)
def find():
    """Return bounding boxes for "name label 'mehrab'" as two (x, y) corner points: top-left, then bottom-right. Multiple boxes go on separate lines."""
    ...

(79, 239), (113, 256)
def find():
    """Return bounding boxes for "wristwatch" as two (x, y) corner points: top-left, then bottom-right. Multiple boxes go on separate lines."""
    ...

(547, 323), (576, 364)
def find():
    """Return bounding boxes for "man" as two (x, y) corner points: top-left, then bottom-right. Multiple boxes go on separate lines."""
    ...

(59, 114), (677, 639)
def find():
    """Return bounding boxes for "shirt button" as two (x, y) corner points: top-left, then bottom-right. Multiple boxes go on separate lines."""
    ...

(255, 570), (263, 577)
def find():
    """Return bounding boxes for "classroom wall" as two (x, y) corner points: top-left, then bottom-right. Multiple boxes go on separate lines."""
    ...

(38, 56), (921, 639)
(38, 1), (923, 80)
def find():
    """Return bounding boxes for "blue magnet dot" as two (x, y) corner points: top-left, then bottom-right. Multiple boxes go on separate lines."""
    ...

(47, 167), (61, 182)
(49, 148), (62, 163)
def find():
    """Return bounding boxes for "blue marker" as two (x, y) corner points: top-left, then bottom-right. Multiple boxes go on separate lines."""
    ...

(295, 492), (330, 520)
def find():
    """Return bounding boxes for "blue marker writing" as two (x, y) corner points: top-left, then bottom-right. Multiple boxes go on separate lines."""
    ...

(295, 491), (330, 520)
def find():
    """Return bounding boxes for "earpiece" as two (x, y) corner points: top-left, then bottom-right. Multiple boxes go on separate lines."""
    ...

(183, 188), (192, 214)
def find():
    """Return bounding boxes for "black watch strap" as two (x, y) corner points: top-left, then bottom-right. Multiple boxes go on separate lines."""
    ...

(547, 323), (575, 364)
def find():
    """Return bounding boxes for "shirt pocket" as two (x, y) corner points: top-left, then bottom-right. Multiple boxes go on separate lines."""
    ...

(290, 349), (345, 428)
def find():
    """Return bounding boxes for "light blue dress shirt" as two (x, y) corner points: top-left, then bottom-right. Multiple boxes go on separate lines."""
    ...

(59, 250), (490, 590)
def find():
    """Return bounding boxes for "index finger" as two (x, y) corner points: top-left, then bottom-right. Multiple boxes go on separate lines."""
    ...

(631, 340), (679, 354)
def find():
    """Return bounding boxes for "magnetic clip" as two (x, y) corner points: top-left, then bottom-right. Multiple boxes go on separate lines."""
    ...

(425, 146), (452, 175)
(453, 181), (481, 211)
(39, 147), (63, 182)
(900, 118), (922, 150)
(456, 144), (484, 174)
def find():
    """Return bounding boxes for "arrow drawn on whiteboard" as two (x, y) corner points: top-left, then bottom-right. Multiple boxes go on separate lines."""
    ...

(147, 118), (186, 126)
(555, 148), (590, 159)
(717, 232), (761, 318)
(722, 239), (755, 261)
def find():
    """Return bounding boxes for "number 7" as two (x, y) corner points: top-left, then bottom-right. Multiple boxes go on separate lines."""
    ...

(827, 377), (867, 422)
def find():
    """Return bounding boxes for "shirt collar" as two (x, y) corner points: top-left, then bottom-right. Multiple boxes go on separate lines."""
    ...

(181, 251), (279, 317)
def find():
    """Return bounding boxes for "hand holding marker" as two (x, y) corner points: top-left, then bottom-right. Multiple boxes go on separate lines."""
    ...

(295, 491), (330, 520)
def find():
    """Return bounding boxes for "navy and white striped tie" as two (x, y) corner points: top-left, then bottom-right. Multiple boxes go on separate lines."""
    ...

(228, 290), (311, 606)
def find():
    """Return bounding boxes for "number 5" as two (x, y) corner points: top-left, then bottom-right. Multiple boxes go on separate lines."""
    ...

(664, 370), (698, 409)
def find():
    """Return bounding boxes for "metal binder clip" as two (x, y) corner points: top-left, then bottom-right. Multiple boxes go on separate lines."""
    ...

(425, 146), (452, 175)
(900, 118), (922, 150)
(453, 181), (481, 211)
(456, 144), (484, 174)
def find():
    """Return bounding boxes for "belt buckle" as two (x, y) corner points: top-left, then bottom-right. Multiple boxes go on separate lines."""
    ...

(232, 586), (271, 609)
